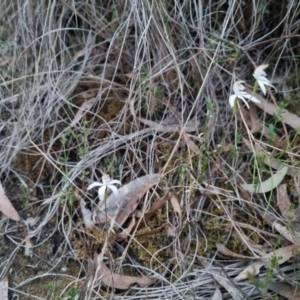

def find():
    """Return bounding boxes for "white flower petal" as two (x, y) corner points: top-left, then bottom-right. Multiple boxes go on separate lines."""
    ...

(259, 77), (276, 89)
(87, 182), (103, 190)
(107, 180), (122, 185)
(229, 95), (237, 107)
(253, 64), (269, 78)
(241, 92), (260, 103)
(257, 80), (267, 95)
(98, 186), (107, 202)
(253, 64), (276, 95)
(233, 81), (246, 94)
(102, 174), (111, 184)
(107, 184), (119, 196)
(80, 199), (93, 228)
(237, 95), (250, 109)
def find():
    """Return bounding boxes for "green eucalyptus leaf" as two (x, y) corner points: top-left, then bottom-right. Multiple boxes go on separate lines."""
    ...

(241, 166), (288, 194)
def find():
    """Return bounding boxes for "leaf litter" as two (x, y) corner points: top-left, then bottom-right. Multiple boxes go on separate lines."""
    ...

(0, 181), (20, 222)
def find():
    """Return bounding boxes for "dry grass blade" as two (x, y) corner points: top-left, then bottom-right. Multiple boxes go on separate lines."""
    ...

(0, 182), (20, 221)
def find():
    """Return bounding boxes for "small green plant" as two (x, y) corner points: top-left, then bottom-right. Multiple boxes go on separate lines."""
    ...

(253, 253), (281, 290)
(47, 283), (55, 292)
(67, 287), (78, 300)
(18, 183), (32, 207)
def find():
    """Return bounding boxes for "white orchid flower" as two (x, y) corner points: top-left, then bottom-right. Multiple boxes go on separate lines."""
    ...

(229, 80), (260, 109)
(87, 174), (121, 202)
(253, 64), (276, 95)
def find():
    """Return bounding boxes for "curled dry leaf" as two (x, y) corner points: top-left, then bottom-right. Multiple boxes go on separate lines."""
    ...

(71, 98), (96, 127)
(181, 131), (199, 154)
(170, 193), (182, 218)
(277, 184), (291, 220)
(95, 174), (160, 227)
(234, 244), (299, 281)
(0, 181), (20, 221)
(98, 260), (158, 289)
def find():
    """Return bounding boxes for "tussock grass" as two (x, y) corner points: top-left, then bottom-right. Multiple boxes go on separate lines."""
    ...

(1, 0), (300, 299)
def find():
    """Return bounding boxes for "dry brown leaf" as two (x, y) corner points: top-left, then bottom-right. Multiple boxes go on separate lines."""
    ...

(237, 231), (273, 256)
(234, 244), (299, 281)
(267, 282), (300, 299)
(237, 104), (262, 134)
(277, 184), (291, 220)
(95, 174), (160, 226)
(245, 87), (300, 129)
(71, 98), (96, 127)
(199, 257), (244, 300)
(167, 225), (177, 237)
(216, 243), (259, 260)
(273, 222), (300, 245)
(24, 236), (32, 257)
(78, 257), (97, 300)
(135, 222), (168, 237)
(98, 260), (158, 289)
(116, 216), (136, 241)
(133, 192), (170, 231)
(0, 181), (20, 221)
(170, 193), (182, 218)
(0, 277), (8, 300)
(181, 131), (199, 154)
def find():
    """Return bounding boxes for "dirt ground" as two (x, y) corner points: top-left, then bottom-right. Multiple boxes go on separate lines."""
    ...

(1, 183), (83, 299)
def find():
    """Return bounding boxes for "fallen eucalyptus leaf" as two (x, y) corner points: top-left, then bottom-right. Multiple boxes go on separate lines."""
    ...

(95, 174), (160, 227)
(234, 244), (299, 281)
(0, 182), (20, 221)
(98, 260), (158, 289)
